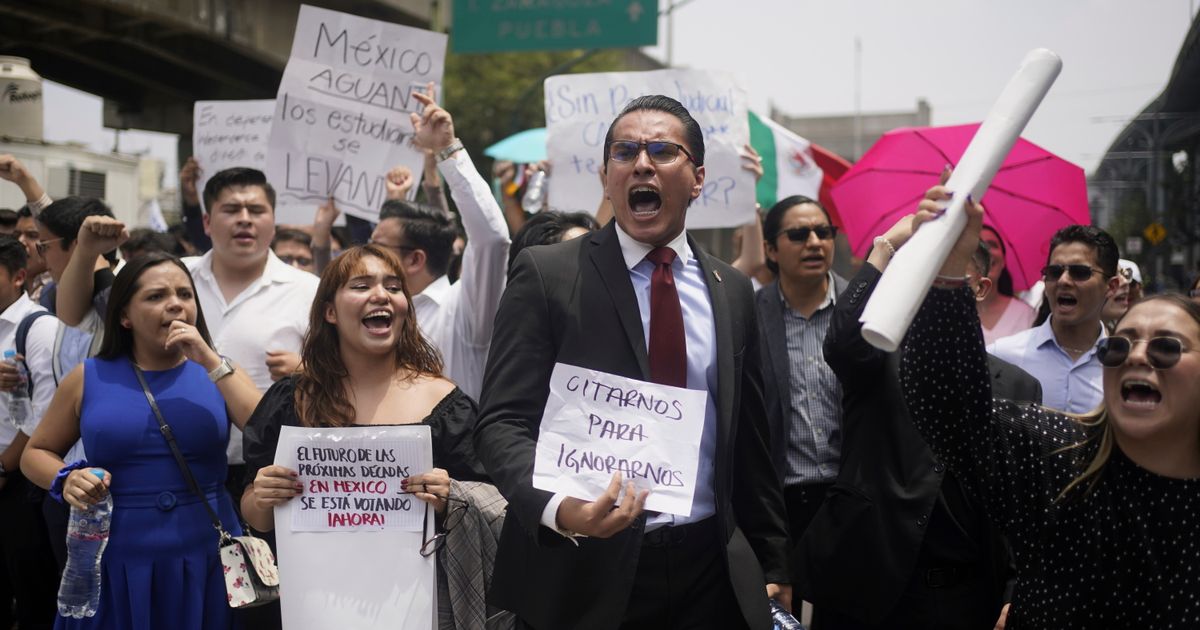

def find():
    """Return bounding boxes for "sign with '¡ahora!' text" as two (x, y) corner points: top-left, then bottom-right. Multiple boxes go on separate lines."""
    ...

(451, 0), (657, 53)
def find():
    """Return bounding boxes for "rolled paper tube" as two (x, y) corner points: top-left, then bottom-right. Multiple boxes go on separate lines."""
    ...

(859, 48), (1063, 351)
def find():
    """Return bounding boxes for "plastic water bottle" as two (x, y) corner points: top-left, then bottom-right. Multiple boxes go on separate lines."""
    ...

(521, 169), (547, 214)
(3, 349), (31, 432)
(770, 599), (805, 630)
(58, 469), (111, 618)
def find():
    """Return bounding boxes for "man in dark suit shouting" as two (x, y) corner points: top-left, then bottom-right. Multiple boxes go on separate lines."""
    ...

(474, 95), (790, 630)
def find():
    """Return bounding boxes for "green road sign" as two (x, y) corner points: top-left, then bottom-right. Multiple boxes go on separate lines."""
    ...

(452, 0), (658, 53)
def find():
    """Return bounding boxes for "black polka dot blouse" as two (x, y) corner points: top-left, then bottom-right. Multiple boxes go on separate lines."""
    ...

(900, 287), (1200, 629)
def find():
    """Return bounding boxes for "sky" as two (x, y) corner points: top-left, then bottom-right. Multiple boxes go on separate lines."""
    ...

(40, 0), (1195, 181)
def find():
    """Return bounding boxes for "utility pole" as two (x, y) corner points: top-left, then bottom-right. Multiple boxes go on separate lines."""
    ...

(853, 37), (862, 161)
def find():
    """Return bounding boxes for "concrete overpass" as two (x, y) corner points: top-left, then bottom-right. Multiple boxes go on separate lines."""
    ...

(0, 0), (437, 151)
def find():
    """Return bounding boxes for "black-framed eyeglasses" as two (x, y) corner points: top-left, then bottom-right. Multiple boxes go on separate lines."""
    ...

(780, 225), (837, 242)
(1042, 264), (1103, 282)
(412, 495), (469, 558)
(34, 237), (64, 255)
(277, 254), (313, 267)
(1097, 336), (1198, 369)
(606, 140), (696, 165)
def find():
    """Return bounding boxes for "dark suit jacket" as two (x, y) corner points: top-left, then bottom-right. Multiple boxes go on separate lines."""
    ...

(474, 223), (789, 630)
(755, 275), (848, 479)
(796, 263), (1041, 625)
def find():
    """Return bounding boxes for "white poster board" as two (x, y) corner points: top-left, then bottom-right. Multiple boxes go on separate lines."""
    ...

(544, 69), (754, 228)
(275, 425), (435, 630)
(533, 363), (708, 516)
(267, 4), (447, 225)
(192, 99), (274, 213)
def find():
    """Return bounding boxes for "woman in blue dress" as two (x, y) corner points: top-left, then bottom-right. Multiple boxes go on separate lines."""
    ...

(22, 252), (263, 630)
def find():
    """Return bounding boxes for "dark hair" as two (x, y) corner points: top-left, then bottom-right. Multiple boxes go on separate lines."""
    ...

(202, 167), (276, 213)
(120, 229), (177, 261)
(762, 195), (832, 274)
(272, 228), (313, 249)
(603, 95), (706, 168)
(294, 245), (443, 428)
(378, 200), (456, 277)
(0, 209), (17, 230)
(0, 236), (27, 277)
(969, 241), (991, 277)
(96, 252), (213, 360)
(37, 197), (114, 248)
(980, 225), (1015, 296)
(1047, 225), (1119, 280)
(508, 211), (600, 270)
(16, 206), (32, 220)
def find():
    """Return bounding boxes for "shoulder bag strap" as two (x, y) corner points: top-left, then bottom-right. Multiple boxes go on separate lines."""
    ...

(132, 364), (232, 543)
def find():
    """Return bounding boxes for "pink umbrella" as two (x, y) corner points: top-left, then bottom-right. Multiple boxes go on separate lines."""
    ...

(831, 123), (1089, 291)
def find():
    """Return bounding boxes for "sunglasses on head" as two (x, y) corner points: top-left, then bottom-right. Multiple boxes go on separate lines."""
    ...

(1097, 336), (1196, 369)
(1042, 264), (1102, 282)
(780, 225), (837, 242)
(606, 140), (695, 165)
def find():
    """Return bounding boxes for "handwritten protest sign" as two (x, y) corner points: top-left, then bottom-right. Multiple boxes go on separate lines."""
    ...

(193, 100), (273, 213)
(544, 69), (754, 229)
(533, 363), (708, 516)
(275, 425), (435, 630)
(267, 4), (447, 225)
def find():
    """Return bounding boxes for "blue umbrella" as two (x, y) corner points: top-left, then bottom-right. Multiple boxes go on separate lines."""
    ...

(484, 128), (547, 163)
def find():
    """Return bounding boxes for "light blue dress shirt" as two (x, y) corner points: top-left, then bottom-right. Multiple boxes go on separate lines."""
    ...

(987, 316), (1106, 414)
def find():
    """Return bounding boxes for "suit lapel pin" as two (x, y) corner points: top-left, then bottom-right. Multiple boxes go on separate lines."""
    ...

(713, 270), (722, 283)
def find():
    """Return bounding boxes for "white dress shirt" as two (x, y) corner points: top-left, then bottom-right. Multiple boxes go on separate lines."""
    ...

(987, 316), (1106, 414)
(412, 149), (510, 401)
(541, 226), (720, 534)
(0, 293), (45, 452)
(185, 251), (319, 464)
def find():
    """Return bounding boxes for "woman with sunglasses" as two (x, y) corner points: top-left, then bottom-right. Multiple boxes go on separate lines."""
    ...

(898, 185), (1200, 628)
(239, 245), (489, 623)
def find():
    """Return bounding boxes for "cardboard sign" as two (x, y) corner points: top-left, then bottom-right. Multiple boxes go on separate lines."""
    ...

(533, 363), (708, 516)
(267, 4), (447, 225)
(192, 100), (274, 213)
(274, 425), (435, 630)
(544, 69), (754, 228)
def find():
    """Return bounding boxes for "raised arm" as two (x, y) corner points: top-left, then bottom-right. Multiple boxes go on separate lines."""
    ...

(56, 216), (126, 327)
(0, 154), (50, 212)
(179, 157), (212, 252)
(410, 87), (510, 349)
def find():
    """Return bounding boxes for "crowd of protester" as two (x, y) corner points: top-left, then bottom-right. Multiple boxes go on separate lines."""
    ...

(0, 89), (1195, 630)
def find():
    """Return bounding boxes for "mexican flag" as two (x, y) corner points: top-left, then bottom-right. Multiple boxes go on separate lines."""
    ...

(748, 110), (824, 209)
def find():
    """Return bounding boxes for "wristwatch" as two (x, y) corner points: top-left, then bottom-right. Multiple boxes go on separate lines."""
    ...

(437, 140), (464, 162)
(208, 356), (235, 383)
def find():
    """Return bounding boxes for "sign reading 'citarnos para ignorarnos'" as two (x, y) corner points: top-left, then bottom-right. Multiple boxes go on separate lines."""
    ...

(533, 363), (707, 517)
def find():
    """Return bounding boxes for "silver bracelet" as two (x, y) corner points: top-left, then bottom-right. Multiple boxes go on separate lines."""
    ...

(873, 236), (897, 257)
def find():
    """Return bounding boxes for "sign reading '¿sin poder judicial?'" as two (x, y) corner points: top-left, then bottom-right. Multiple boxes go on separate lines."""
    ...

(451, 0), (657, 54)
(544, 68), (755, 229)
(533, 363), (707, 517)
(267, 4), (447, 226)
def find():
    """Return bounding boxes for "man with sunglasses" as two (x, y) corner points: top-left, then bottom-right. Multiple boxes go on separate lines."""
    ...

(754, 195), (846, 605)
(987, 225), (1121, 413)
(477, 95), (789, 630)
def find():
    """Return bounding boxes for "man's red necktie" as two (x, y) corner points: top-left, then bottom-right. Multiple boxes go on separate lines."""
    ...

(646, 247), (687, 388)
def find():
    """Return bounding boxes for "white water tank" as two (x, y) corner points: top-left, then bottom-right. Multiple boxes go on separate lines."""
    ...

(0, 56), (44, 141)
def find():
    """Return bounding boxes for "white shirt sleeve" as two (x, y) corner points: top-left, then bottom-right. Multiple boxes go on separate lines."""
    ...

(539, 492), (582, 544)
(437, 149), (511, 349)
(21, 315), (60, 437)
